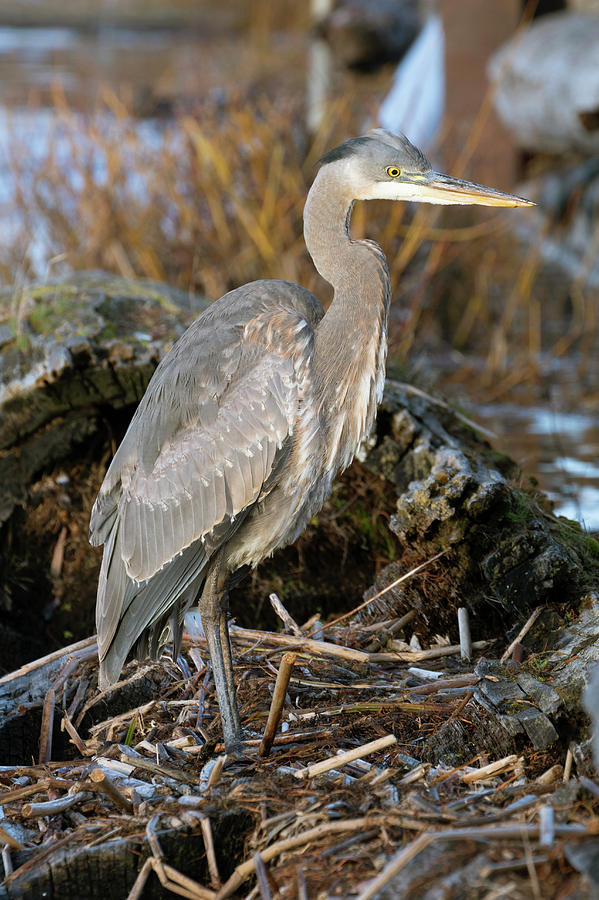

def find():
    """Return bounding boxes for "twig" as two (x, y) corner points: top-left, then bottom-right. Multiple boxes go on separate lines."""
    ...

(90, 768), (134, 813)
(403, 674), (478, 694)
(268, 594), (302, 636)
(537, 765), (563, 784)
(580, 775), (599, 799)
(152, 859), (216, 899)
(355, 823), (592, 900)
(0, 635), (97, 686)
(309, 551), (447, 635)
(500, 607), (544, 663)
(1, 844), (13, 876)
(0, 825), (24, 851)
(229, 626), (367, 663)
(252, 852), (272, 900)
(144, 817), (216, 900)
(294, 734), (396, 780)
(372, 640), (489, 663)
(539, 805), (554, 847)
(207, 755), (227, 789)
(67, 677), (89, 719)
(0, 779), (53, 805)
(50, 526), (67, 577)
(215, 817), (370, 899)
(366, 610), (417, 651)
(296, 867), (308, 900)
(38, 687), (55, 765)
(200, 815), (221, 889)
(22, 792), (90, 818)
(119, 747), (200, 785)
(61, 711), (93, 757)
(457, 607), (472, 661)
(462, 755), (521, 783)
(126, 858), (153, 900)
(398, 762), (430, 785)
(563, 746), (573, 782)
(146, 814), (163, 860)
(259, 652), (296, 757)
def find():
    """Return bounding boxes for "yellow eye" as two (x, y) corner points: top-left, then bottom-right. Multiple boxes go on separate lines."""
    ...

(386, 166), (401, 178)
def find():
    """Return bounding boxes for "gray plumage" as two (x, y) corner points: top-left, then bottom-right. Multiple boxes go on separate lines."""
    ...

(90, 129), (530, 752)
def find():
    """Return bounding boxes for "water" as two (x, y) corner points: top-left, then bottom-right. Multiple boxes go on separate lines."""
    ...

(473, 402), (599, 531)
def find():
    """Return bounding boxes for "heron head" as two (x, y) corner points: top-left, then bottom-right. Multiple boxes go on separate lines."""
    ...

(319, 129), (533, 208)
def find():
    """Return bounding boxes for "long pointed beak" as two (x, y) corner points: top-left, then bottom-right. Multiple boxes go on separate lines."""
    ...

(419, 172), (534, 208)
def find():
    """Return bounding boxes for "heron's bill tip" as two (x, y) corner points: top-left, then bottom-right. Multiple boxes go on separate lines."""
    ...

(426, 173), (535, 208)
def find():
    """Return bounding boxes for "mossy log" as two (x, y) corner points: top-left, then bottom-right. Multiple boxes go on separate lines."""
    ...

(0, 272), (208, 525)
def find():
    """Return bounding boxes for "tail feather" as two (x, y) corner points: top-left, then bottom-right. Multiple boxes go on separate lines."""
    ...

(97, 527), (207, 690)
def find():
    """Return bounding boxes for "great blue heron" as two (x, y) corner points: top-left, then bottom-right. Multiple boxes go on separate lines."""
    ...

(90, 130), (531, 753)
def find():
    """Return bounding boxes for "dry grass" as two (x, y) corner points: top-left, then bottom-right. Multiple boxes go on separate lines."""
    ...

(2, 83), (597, 383)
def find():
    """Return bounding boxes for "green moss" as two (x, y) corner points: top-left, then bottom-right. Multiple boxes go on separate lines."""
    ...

(29, 295), (84, 335)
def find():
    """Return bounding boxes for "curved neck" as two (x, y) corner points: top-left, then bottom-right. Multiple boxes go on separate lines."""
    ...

(303, 166), (391, 470)
(303, 165), (391, 312)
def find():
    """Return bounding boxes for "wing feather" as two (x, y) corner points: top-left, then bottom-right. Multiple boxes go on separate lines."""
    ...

(90, 280), (323, 684)
(116, 348), (298, 581)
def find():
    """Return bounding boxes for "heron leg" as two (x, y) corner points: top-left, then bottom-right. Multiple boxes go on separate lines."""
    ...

(199, 558), (243, 755)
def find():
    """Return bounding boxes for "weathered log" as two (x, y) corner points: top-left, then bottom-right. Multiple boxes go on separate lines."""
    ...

(0, 271), (208, 525)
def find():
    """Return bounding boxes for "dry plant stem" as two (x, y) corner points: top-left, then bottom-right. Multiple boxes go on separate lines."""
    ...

(312, 551), (447, 636)
(38, 687), (55, 765)
(207, 756), (227, 789)
(537, 765), (563, 784)
(1, 844), (13, 876)
(215, 818), (370, 899)
(61, 711), (91, 756)
(0, 635), (97, 686)
(268, 593), (302, 636)
(403, 674), (478, 694)
(500, 607), (544, 663)
(539, 805), (554, 847)
(355, 823), (592, 900)
(126, 857), (153, 900)
(462, 755), (521, 784)
(259, 652), (296, 757)
(374, 640), (489, 663)
(228, 626), (367, 663)
(90, 768), (133, 813)
(252, 852), (272, 900)
(294, 734), (397, 780)
(457, 607), (472, 661)
(563, 747), (573, 782)
(0, 825), (23, 851)
(200, 816), (221, 889)
(365, 609), (416, 651)
(119, 749), (199, 786)
(22, 792), (90, 818)
(153, 859), (216, 900)
(296, 867), (308, 900)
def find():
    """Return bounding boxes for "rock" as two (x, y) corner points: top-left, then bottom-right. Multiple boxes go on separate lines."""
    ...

(488, 12), (599, 154)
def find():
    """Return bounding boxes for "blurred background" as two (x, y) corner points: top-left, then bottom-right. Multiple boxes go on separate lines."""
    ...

(0, 0), (597, 531)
